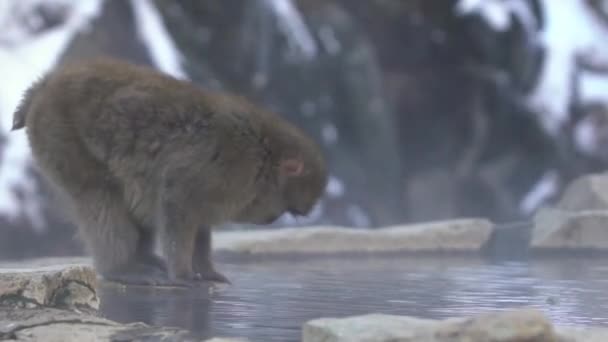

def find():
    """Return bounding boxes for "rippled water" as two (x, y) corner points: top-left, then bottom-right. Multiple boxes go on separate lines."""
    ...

(98, 254), (608, 341)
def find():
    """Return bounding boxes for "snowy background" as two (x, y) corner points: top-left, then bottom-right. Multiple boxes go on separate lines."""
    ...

(1, 0), (607, 258)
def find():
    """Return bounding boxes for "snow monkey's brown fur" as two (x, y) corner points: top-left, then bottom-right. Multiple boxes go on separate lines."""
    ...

(13, 58), (327, 286)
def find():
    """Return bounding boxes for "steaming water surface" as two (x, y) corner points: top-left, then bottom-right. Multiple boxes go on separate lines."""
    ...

(98, 255), (608, 341)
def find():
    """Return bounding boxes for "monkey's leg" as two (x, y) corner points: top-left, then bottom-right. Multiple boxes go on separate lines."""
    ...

(159, 198), (202, 283)
(159, 166), (231, 286)
(193, 229), (231, 284)
(135, 225), (168, 273)
(72, 190), (174, 286)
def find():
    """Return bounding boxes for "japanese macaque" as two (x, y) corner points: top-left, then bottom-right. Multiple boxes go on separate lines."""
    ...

(12, 58), (327, 286)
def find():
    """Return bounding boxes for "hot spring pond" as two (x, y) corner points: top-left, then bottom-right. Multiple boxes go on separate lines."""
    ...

(98, 254), (608, 341)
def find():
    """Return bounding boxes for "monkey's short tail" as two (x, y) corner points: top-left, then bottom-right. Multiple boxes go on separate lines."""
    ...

(12, 102), (29, 131)
(11, 77), (47, 131)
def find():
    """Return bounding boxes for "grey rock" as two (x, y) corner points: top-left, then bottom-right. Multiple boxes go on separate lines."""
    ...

(302, 309), (558, 342)
(0, 307), (117, 341)
(0, 259), (247, 341)
(435, 309), (557, 342)
(556, 326), (608, 342)
(214, 219), (494, 254)
(531, 208), (608, 250)
(0, 307), (240, 341)
(0, 260), (98, 311)
(556, 173), (608, 211)
(303, 313), (438, 342)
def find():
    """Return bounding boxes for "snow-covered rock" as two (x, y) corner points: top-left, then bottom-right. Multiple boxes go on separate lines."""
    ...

(214, 219), (494, 254)
(556, 172), (608, 211)
(303, 309), (558, 342)
(531, 207), (608, 250)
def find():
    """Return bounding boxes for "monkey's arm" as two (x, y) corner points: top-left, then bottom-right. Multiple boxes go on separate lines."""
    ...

(158, 163), (230, 283)
(158, 177), (201, 282)
(193, 229), (231, 283)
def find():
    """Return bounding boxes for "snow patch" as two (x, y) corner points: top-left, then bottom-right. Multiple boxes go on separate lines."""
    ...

(0, 0), (102, 229)
(456, 0), (511, 31)
(528, 0), (608, 136)
(346, 204), (371, 228)
(326, 176), (345, 198)
(321, 123), (338, 144)
(455, 0), (539, 33)
(318, 26), (341, 55)
(520, 170), (559, 214)
(579, 70), (608, 104)
(264, 0), (317, 61)
(130, 0), (187, 79)
(457, 1), (608, 139)
(574, 116), (596, 156)
(0, 0), (98, 46)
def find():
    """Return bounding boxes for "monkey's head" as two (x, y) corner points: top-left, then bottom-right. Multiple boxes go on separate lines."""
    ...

(235, 124), (328, 225)
(280, 154), (328, 218)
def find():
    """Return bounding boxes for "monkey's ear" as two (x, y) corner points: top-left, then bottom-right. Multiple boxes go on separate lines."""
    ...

(280, 159), (304, 177)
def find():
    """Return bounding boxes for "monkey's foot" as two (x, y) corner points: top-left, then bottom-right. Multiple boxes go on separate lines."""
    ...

(198, 269), (231, 284)
(193, 265), (231, 284)
(102, 263), (188, 287)
(138, 253), (168, 273)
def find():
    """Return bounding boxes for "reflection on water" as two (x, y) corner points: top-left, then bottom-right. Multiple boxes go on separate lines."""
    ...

(98, 255), (608, 341)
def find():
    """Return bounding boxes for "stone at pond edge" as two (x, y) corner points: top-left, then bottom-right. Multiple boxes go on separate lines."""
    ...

(531, 208), (608, 250)
(0, 262), (98, 311)
(0, 260), (248, 341)
(556, 326), (608, 342)
(435, 309), (556, 341)
(303, 313), (438, 341)
(302, 309), (559, 342)
(556, 172), (608, 211)
(0, 307), (246, 342)
(214, 218), (494, 254)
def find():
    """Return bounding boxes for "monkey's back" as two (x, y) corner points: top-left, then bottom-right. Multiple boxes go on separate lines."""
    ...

(20, 58), (269, 222)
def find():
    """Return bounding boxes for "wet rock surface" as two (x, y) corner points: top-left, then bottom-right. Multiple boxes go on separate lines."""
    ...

(0, 307), (243, 342)
(303, 309), (607, 342)
(214, 219), (494, 255)
(527, 172), (608, 252)
(0, 259), (98, 312)
(0, 260), (244, 342)
(557, 326), (608, 342)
